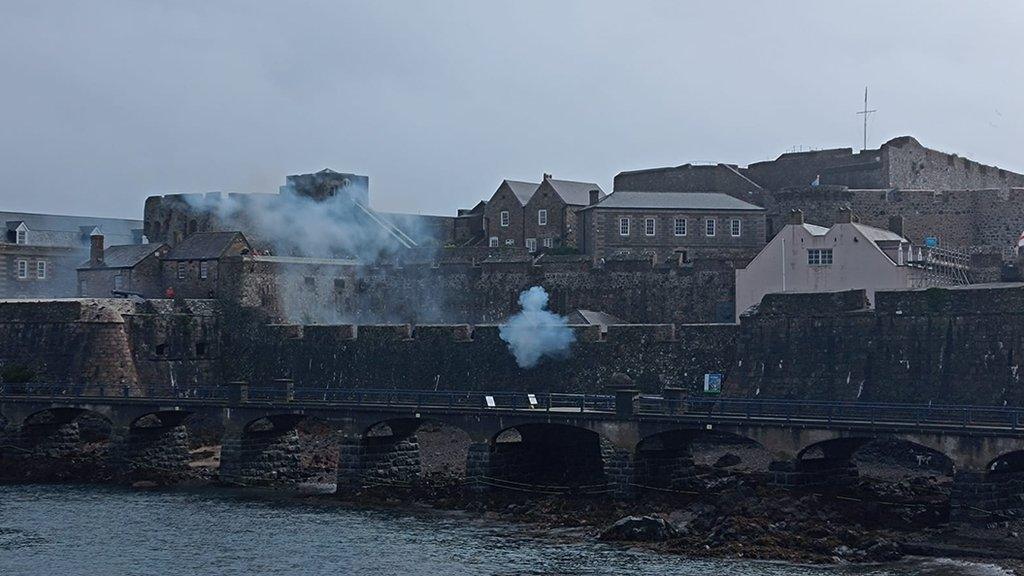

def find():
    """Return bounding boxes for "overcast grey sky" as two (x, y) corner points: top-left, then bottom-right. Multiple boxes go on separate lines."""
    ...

(1, 1), (1021, 219)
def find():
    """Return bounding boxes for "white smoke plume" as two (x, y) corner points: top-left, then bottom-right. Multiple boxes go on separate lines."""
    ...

(499, 286), (576, 369)
(181, 182), (439, 323)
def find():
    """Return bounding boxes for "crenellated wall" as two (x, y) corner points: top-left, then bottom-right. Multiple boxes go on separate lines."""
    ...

(6, 283), (1024, 407)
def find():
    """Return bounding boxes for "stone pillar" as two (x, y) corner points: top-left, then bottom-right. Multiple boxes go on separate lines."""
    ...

(21, 421), (81, 458)
(768, 458), (858, 490)
(337, 434), (423, 492)
(604, 448), (636, 499)
(950, 470), (1024, 523)
(336, 436), (365, 492)
(464, 441), (491, 494)
(114, 424), (191, 481)
(218, 428), (303, 486)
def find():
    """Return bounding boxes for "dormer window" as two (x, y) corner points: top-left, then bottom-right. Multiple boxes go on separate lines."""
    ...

(15, 224), (28, 245)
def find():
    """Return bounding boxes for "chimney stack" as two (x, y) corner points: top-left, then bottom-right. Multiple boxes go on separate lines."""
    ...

(789, 209), (804, 225)
(543, 173), (552, 180)
(589, 189), (601, 206)
(835, 207), (853, 224)
(888, 215), (905, 237)
(90, 234), (104, 267)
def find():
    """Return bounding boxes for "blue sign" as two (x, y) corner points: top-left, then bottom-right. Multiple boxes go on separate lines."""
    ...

(703, 373), (723, 395)
(924, 236), (938, 248)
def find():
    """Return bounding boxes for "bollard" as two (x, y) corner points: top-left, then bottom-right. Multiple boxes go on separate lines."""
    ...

(229, 380), (249, 404)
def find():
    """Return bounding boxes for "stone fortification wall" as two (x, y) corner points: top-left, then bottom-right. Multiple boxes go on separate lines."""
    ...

(230, 257), (742, 325)
(731, 285), (1024, 406)
(225, 320), (738, 396)
(8, 283), (1024, 408)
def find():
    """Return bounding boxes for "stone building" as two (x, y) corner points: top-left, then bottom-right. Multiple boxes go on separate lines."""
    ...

(734, 209), (970, 320)
(160, 231), (251, 299)
(0, 211), (144, 298)
(483, 180), (538, 248)
(577, 191), (766, 264)
(613, 136), (1024, 281)
(76, 235), (168, 297)
(522, 177), (604, 252)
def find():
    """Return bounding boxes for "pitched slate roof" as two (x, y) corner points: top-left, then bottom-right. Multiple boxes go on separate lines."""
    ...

(565, 309), (625, 326)
(77, 244), (165, 270)
(580, 191), (763, 211)
(164, 231), (248, 260)
(545, 179), (605, 206)
(0, 211), (143, 247)
(851, 223), (906, 243)
(504, 180), (540, 205)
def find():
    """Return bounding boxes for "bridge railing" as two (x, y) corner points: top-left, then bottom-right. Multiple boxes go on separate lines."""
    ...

(3, 383), (1023, 429)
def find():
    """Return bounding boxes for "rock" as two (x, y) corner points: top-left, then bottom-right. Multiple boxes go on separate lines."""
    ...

(864, 539), (902, 562)
(600, 515), (677, 542)
(714, 453), (742, 468)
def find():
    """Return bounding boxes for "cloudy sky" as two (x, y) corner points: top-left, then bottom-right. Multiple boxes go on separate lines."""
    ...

(1, 1), (1021, 219)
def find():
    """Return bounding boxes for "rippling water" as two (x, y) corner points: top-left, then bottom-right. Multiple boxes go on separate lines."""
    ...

(0, 485), (1009, 576)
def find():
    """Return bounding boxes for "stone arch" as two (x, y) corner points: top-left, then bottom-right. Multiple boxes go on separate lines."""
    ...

(118, 410), (196, 481)
(485, 422), (610, 492)
(338, 416), (474, 493)
(219, 413), (314, 486)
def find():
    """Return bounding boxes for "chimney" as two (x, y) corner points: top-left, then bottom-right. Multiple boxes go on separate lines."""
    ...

(835, 207), (853, 224)
(789, 209), (804, 225)
(543, 173), (552, 180)
(589, 189), (601, 206)
(888, 215), (905, 237)
(90, 234), (104, 267)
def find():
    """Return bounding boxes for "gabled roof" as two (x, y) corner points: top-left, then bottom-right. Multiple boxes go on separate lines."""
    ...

(565, 309), (625, 326)
(0, 211), (142, 247)
(503, 180), (540, 205)
(77, 244), (165, 270)
(164, 231), (248, 261)
(580, 191), (763, 211)
(544, 179), (605, 206)
(851, 223), (906, 243)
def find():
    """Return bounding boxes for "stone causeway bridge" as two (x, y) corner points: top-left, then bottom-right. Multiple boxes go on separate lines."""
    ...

(3, 383), (1024, 520)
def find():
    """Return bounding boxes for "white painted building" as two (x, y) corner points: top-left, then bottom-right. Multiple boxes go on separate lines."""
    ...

(734, 209), (969, 321)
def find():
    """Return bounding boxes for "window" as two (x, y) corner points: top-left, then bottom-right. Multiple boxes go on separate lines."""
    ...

(619, 217), (630, 236)
(644, 218), (656, 236)
(16, 260), (27, 279)
(334, 278), (346, 290)
(730, 219), (742, 237)
(674, 218), (687, 236)
(526, 238), (537, 253)
(500, 210), (510, 227)
(195, 342), (207, 357)
(542, 237), (553, 248)
(199, 261), (209, 280)
(36, 261), (46, 279)
(15, 229), (27, 245)
(114, 274), (125, 291)
(538, 209), (548, 226)
(705, 218), (716, 237)
(504, 239), (515, 246)
(807, 248), (834, 266)
(489, 236), (499, 247)
(304, 276), (316, 286)
(177, 262), (186, 280)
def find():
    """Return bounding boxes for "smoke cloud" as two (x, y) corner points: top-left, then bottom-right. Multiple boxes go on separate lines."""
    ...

(183, 182), (439, 324)
(499, 286), (576, 369)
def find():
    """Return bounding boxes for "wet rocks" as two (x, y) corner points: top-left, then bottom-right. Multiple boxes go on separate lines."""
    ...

(600, 515), (677, 542)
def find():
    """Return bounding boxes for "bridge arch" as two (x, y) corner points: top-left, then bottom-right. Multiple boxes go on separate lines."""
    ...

(482, 422), (612, 493)
(220, 412), (342, 487)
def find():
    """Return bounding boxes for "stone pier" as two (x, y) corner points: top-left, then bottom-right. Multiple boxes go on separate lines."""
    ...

(219, 424), (304, 486)
(336, 431), (422, 492)
(768, 458), (858, 489)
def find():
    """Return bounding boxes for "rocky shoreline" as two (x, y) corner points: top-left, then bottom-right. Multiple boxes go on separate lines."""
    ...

(3, 434), (1024, 572)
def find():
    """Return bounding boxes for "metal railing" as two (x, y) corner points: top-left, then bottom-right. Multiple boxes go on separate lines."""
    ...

(3, 383), (1023, 432)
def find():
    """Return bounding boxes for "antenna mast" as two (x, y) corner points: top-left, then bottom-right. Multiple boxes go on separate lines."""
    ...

(856, 86), (877, 151)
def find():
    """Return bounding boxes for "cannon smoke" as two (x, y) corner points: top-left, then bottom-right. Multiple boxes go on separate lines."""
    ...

(499, 286), (576, 369)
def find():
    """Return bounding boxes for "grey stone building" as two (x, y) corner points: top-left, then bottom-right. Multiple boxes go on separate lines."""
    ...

(577, 191), (766, 264)
(483, 180), (538, 248)
(160, 231), (251, 299)
(523, 177), (604, 252)
(77, 235), (168, 297)
(0, 211), (144, 298)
